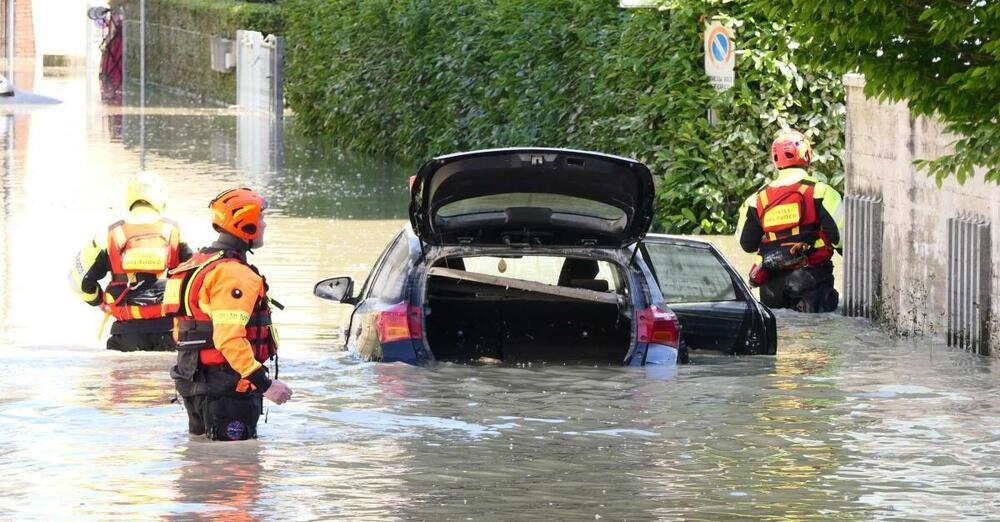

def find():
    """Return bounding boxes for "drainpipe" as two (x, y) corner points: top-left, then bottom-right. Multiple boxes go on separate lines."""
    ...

(6, 0), (14, 83)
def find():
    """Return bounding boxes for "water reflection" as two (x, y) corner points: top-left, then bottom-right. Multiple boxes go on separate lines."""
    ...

(115, 87), (410, 220)
(0, 73), (997, 520)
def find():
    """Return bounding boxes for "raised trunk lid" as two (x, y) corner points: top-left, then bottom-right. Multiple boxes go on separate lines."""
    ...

(409, 148), (654, 248)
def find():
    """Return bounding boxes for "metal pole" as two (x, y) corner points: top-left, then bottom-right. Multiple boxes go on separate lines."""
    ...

(139, 0), (145, 169)
(120, 6), (126, 106)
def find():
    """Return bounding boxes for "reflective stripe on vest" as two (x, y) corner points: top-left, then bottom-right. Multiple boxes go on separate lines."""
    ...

(166, 250), (277, 367)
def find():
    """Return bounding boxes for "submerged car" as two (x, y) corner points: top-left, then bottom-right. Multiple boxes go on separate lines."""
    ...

(314, 148), (776, 365)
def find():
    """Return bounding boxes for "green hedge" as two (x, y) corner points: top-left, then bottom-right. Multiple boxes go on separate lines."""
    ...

(283, 0), (844, 233)
(123, 0), (282, 104)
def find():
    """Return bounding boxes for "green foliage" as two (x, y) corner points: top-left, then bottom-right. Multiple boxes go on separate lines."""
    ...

(759, 0), (1000, 184)
(123, 0), (282, 104)
(284, 0), (844, 232)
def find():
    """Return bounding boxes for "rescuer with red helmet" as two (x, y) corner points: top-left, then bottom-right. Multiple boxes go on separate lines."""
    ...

(166, 187), (292, 440)
(734, 130), (844, 313)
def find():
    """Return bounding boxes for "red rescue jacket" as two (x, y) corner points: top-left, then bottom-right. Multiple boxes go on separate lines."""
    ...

(755, 179), (833, 267)
(104, 218), (181, 321)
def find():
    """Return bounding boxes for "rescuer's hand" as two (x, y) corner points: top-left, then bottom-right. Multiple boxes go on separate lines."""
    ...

(263, 379), (293, 404)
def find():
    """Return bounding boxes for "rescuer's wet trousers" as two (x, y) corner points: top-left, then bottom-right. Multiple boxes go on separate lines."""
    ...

(107, 317), (176, 352)
(173, 361), (263, 441)
(759, 261), (839, 313)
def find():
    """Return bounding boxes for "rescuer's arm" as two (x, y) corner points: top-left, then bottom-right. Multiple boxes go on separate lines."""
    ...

(203, 262), (272, 392)
(735, 195), (764, 253)
(71, 236), (110, 306)
(814, 183), (844, 253)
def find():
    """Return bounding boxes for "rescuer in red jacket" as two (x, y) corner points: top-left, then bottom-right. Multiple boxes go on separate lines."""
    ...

(71, 171), (193, 351)
(735, 130), (844, 313)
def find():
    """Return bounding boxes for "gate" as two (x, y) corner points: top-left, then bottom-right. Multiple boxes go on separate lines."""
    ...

(947, 214), (992, 355)
(842, 194), (883, 319)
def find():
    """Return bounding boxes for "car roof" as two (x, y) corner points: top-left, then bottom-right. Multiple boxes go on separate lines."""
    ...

(642, 233), (716, 247)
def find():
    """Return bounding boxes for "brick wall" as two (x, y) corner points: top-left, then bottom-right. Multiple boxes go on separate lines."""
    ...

(14, 0), (33, 59)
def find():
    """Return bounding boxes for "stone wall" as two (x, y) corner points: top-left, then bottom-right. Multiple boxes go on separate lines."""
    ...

(844, 73), (1000, 351)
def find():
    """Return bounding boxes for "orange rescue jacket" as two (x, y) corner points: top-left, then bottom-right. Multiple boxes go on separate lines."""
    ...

(165, 250), (278, 390)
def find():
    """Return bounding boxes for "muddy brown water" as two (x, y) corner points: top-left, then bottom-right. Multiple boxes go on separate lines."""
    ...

(0, 74), (997, 520)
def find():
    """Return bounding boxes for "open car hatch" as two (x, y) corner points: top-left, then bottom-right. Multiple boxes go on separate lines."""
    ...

(409, 148), (655, 248)
(640, 236), (777, 355)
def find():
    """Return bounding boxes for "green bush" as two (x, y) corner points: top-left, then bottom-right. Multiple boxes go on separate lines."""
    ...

(284, 0), (844, 233)
(123, 0), (283, 104)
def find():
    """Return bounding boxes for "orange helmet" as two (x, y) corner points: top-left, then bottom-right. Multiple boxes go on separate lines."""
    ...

(771, 129), (813, 169)
(209, 188), (267, 243)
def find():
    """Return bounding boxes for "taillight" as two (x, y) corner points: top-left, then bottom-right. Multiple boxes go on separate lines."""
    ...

(637, 305), (679, 347)
(375, 302), (424, 344)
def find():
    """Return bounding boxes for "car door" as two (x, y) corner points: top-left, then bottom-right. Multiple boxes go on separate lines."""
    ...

(640, 236), (776, 355)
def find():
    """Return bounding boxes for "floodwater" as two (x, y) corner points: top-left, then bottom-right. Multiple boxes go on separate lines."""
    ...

(1, 73), (998, 521)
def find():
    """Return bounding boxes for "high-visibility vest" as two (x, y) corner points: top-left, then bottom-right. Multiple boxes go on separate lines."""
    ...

(754, 179), (833, 267)
(164, 250), (277, 368)
(104, 218), (181, 321)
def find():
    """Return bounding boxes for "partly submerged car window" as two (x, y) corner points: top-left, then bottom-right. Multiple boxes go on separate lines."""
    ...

(643, 242), (739, 303)
(437, 193), (626, 222)
(457, 256), (619, 292)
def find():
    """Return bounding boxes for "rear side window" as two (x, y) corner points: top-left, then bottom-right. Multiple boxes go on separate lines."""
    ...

(366, 235), (412, 303)
(643, 242), (739, 303)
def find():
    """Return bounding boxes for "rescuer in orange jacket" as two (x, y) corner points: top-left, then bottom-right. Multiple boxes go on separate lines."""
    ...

(734, 130), (844, 313)
(166, 187), (292, 440)
(70, 171), (193, 351)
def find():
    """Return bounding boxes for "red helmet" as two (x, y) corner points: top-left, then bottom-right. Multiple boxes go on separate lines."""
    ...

(771, 130), (813, 169)
(209, 188), (267, 242)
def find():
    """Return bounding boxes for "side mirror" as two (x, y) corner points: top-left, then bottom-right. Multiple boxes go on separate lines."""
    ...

(314, 277), (355, 304)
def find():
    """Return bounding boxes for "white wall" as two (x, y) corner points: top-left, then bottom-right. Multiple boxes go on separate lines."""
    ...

(33, 0), (89, 57)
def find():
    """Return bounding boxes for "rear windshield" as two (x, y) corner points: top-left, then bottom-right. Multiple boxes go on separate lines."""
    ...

(437, 193), (626, 221)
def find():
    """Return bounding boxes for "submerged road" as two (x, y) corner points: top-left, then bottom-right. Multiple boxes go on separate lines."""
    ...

(0, 74), (997, 520)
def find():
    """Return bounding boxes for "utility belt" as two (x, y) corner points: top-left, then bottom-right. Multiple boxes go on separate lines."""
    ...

(759, 228), (833, 271)
(174, 314), (278, 367)
(104, 278), (169, 322)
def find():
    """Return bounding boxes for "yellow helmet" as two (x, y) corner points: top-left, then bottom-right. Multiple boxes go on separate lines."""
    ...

(126, 171), (167, 212)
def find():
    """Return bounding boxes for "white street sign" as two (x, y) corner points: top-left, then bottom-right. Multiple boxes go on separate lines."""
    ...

(704, 22), (735, 91)
(619, 1), (658, 7)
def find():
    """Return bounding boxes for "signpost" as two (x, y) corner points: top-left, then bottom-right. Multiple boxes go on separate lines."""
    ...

(704, 21), (735, 91)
